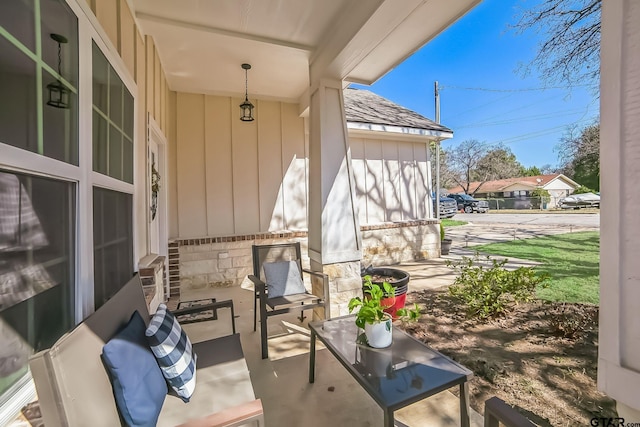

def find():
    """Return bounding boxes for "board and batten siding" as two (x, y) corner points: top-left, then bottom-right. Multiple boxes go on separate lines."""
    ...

(173, 94), (434, 239)
(174, 94), (307, 238)
(351, 137), (432, 226)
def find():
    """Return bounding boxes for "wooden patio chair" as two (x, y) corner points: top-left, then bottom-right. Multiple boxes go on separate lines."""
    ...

(248, 242), (329, 359)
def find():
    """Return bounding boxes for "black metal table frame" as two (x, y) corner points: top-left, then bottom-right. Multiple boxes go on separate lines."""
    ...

(309, 316), (472, 427)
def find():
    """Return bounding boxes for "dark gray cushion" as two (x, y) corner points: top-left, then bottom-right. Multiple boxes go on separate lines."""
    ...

(263, 261), (306, 298)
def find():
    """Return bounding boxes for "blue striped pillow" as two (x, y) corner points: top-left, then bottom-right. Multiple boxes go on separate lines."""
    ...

(145, 304), (196, 402)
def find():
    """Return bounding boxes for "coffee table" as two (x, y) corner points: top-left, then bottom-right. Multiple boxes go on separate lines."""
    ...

(309, 315), (473, 427)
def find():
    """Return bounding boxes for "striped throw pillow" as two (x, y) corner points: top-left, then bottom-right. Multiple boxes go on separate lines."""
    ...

(145, 304), (196, 402)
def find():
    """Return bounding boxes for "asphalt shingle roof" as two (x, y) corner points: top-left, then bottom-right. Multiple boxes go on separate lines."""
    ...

(344, 88), (452, 134)
(447, 174), (575, 194)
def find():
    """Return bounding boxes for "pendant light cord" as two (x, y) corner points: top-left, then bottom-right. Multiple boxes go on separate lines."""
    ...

(57, 42), (62, 79)
(244, 68), (249, 101)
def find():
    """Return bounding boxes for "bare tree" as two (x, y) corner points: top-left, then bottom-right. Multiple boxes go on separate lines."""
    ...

(511, 0), (601, 90)
(445, 140), (523, 195)
(557, 121), (599, 190)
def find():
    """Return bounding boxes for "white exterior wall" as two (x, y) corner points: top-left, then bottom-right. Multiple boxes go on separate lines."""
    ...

(350, 136), (432, 225)
(598, 0), (640, 415)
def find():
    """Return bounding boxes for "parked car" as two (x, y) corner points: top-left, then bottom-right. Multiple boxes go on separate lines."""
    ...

(449, 193), (489, 213)
(558, 192), (600, 209)
(432, 195), (457, 218)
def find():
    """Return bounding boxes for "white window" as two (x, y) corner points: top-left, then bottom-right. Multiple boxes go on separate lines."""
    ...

(0, 0), (136, 417)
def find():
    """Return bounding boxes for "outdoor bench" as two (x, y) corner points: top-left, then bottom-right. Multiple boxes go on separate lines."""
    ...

(29, 274), (264, 427)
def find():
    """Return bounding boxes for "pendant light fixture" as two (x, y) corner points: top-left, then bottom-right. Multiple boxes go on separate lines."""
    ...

(46, 33), (70, 109)
(239, 63), (255, 122)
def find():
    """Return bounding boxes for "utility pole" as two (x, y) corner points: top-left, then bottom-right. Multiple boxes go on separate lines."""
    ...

(434, 81), (441, 220)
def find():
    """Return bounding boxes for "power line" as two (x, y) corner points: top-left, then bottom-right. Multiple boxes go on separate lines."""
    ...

(486, 116), (594, 146)
(441, 84), (592, 92)
(454, 108), (588, 130)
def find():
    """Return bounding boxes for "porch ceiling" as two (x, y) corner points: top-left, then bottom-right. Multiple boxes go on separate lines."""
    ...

(133, 0), (481, 102)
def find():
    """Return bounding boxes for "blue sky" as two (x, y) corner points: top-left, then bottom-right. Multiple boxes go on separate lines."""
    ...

(352, 0), (599, 169)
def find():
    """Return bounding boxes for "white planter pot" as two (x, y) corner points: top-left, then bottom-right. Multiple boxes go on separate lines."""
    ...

(364, 316), (393, 348)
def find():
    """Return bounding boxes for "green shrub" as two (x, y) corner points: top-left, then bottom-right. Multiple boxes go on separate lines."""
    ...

(447, 254), (549, 319)
(440, 222), (446, 241)
(573, 185), (596, 194)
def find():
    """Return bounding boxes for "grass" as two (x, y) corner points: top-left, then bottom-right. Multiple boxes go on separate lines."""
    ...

(473, 231), (600, 304)
(442, 219), (468, 227)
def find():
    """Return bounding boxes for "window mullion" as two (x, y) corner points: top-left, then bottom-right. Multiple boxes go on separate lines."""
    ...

(35, 0), (43, 155)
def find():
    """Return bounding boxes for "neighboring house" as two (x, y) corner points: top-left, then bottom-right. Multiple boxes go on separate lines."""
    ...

(447, 174), (579, 209)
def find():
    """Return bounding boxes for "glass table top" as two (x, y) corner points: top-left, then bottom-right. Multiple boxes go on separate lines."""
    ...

(310, 315), (473, 410)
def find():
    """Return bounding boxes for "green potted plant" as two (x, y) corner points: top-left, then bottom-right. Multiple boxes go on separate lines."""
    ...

(440, 222), (452, 255)
(348, 277), (421, 348)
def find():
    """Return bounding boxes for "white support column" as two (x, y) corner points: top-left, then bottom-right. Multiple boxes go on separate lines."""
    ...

(308, 79), (362, 318)
(598, 0), (640, 416)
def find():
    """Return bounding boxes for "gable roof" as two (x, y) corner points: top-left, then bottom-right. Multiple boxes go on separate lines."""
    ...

(447, 174), (579, 194)
(343, 88), (452, 136)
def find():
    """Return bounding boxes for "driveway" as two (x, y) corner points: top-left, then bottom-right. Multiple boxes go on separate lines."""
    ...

(453, 212), (600, 228)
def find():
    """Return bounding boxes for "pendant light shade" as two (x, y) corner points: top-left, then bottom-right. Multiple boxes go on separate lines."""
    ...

(240, 63), (254, 122)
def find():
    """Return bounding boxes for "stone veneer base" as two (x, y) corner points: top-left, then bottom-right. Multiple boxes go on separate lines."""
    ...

(168, 220), (440, 301)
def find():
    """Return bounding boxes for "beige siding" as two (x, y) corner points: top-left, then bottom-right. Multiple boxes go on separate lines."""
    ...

(231, 98), (260, 234)
(174, 94), (308, 238)
(415, 144), (429, 219)
(257, 101), (285, 230)
(350, 138), (432, 225)
(204, 96), (234, 236)
(94, 0), (118, 49)
(364, 139), (386, 224)
(281, 103), (307, 230)
(398, 142), (415, 220)
(350, 138), (368, 225)
(118, 2), (135, 76)
(176, 93), (207, 237)
(168, 91), (178, 239)
(382, 143), (401, 222)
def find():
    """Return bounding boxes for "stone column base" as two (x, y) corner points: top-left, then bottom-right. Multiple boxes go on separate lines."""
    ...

(311, 259), (362, 319)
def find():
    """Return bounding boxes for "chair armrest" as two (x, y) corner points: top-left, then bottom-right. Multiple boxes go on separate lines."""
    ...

(176, 398), (264, 427)
(484, 397), (535, 427)
(248, 275), (266, 294)
(173, 299), (236, 335)
(301, 268), (327, 279)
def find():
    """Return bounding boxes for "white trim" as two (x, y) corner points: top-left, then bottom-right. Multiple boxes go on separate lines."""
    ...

(544, 174), (579, 189)
(135, 12), (314, 53)
(76, 10), (95, 322)
(147, 115), (170, 297)
(92, 172), (136, 194)
(0, 377), (36, 427)
(0, 144), (81, 181)
(346, 122), (453, 140)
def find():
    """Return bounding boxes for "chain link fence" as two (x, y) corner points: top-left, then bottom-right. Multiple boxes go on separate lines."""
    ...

(481, 197), (551, 210)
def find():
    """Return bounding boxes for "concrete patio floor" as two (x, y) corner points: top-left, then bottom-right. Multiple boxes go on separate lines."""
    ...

(179, 267), (485, 427)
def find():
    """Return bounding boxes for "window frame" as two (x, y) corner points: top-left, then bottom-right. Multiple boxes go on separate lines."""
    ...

(0, 0), (139, 420)
(0, 0), (138, 322)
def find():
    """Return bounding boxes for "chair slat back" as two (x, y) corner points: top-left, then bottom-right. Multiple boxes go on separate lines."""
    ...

(252, 242), (303, 282)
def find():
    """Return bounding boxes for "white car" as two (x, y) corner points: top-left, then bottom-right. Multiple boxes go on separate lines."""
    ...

(559, 192), (600, 209)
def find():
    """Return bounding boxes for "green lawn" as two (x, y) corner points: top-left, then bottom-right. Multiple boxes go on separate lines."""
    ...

(442, 219), (468, 227)
(474, 231), (600, 304)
